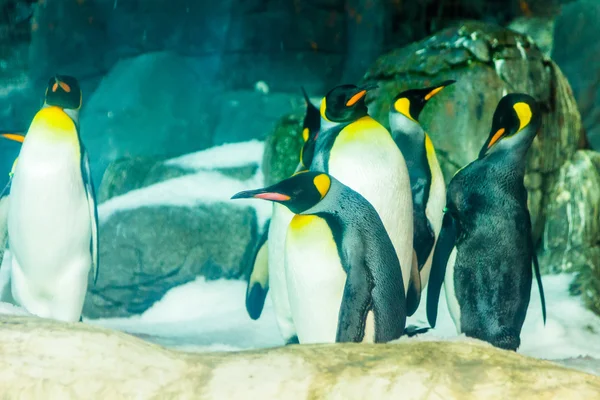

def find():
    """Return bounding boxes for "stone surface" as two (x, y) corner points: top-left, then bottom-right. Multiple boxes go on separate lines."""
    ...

(261, 113), (305, 186)
(79, 51), (215, 187)
(552, 0), (600, 150)
(508, 16), (555, 57)
(1, 316), (600, 398)
(362, 20), (582, 241)
(83, 202), (258, 318)
(540, 150), (600, 274)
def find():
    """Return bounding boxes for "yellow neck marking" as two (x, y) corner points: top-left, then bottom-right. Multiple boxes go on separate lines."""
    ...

(289, 214), (318, 231)
(28, 106), (78, 144)
(336, 116), (390, 145)
(424, 133), (435, 157)
(513, 102), (532, 131)
(313, 174), (330, 198)
(302, 127), (309, 142)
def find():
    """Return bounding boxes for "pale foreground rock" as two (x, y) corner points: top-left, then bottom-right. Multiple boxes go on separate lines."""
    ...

(0, 317), (599, 399)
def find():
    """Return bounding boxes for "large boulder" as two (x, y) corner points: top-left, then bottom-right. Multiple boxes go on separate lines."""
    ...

(552, 0), (600, 150)
(1, 316), (599, 398)
(362, 20), (582, 241)
(540, 150), (600, 274)
(79, 51), (215, 187)
(84, 142), (270, 318)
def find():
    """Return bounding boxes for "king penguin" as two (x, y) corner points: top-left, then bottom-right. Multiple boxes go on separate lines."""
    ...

(5, 74), (99, 322)
(389, 80), (454, 294)
(311, 83), (417, 315)
(245, 87), (321, 344)
(232, 171), (406, 344)
(426, 93), (547, 351)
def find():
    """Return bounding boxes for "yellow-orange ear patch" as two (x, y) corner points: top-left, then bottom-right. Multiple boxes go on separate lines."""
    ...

(52, 82), (58, 92)
(393, 97), (415, 121)
(487, 128), (505, 149)
(424, 86), (445, 101)
(313, 174), (330, 198)
(59, 81), (71, 92)
(346, 90), (366, 107)
(320, 98), (330, 122)
(513, 102), (532, 131)
(302, 127), (309, 142)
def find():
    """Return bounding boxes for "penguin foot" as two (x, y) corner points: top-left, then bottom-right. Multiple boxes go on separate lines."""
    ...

(285, 336), (299, 345)
(404, 325), (430, 337)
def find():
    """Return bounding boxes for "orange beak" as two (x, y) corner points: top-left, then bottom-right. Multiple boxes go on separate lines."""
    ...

(1, 133), (25, 143)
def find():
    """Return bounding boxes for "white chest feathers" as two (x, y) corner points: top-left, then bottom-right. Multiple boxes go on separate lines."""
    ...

(285, 214), (346, 344)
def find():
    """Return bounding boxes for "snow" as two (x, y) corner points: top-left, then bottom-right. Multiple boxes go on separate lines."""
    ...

(85, 272), (600, 365)
(165, 140), (264, 171)
(98, 140), (272, 227)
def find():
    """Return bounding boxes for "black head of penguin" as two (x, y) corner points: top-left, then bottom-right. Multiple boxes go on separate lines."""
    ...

(299, 87), (321, 168)
(320, 83), (378, 123)
(44, 75), (82, 110)
(478, 93), (541, 160)
(231, 171), (330, 215)
(390, 80), (456, 123)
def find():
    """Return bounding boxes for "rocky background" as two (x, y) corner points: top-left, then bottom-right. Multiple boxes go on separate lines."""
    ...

(0, 0), (598, 318)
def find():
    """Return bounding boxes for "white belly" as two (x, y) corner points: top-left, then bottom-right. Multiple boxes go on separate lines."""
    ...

(7, 137), (91, 322)
(422, 155), (446, 289)
(285, 215), (346, 344)
(444, 247), (461, 333)
(267, 202), (297, 341)
(329, 133), (413, 294)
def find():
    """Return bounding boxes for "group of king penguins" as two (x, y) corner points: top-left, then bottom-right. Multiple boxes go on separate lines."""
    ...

(232, 81), (547, 352)
(0, 75), (98, 323)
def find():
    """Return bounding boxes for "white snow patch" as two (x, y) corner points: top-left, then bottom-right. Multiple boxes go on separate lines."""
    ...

(98, 140), (272, 228)
(89, 277), (284, 352)
(91, 272), (600, 363)
(166, 140), (264, 171)
(0, 301), (31, 317)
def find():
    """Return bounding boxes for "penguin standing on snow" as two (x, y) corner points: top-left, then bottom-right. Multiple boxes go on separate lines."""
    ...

(389, 80), (454, 292)
(311, 83), (418, 315)
(233, 171), (406, 344)
(245, 87), (321, 345)
(4, 75), (99, 322)
(426, 93), (547, 351)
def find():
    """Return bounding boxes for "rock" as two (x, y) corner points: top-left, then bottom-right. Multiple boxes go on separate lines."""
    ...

(261, 112), (305, 186)
(540, 150), (600, 274)
(508, 16), (555, 57)
(362, 20), (583, 241)
(97, 157), (164, 203)
(552, 0), (600, 150)
(1, 316), (600, 398)
(80, 51), (216, 187)
(84, 199), (258, 318)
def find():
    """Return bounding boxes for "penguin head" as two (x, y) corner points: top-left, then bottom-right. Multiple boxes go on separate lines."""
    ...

(320, 83), (378, 124)
(478, 93), (541, 159)
(44, 75), (82, 110)
(390, 80), (455, 128)
(231, 171), (331, 215)
(299, 87), (321, 169)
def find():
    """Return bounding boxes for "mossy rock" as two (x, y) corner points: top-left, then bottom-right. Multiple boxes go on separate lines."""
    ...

(361, 20), (582, 242)
(261, 112), (305, 186)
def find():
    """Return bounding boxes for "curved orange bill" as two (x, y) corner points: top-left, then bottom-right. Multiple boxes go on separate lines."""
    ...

(231, 189), (290, 202)
(1, 133), (25, 143)
(487, 128), (505, 149)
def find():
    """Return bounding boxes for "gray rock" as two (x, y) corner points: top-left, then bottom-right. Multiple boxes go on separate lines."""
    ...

(83, 202), (257, 318)
(79, 51), (215, 187)
(552, 0), (600, 150)
(2, 317), (600, 398)
(508, 16), (555, 57)
(362, 20), (582, 241)
(540, 150), (600, 274)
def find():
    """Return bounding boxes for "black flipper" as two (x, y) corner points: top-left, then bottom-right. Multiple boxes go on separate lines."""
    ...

(245, 219), (270, 320)
(426, 211), (457, 328)
(336, 257), (373, 343)
(406, 252), (421, 316)
(413, 213), (435, 271)
(81, 147), (99, 285)
(532, 243), (546, 325)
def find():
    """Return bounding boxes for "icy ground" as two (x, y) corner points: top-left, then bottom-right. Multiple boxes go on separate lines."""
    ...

(81, 273), (600, 376)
